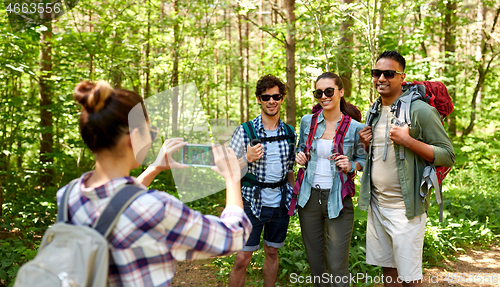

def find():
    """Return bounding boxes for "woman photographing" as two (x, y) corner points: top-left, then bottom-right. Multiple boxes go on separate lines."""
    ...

(57, 80), (251, 286)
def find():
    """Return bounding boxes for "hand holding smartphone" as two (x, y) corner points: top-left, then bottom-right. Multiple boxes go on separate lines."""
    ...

(211, 145), (243, 209)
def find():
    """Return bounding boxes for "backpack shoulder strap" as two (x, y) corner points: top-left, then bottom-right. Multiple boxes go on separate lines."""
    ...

(304, 112), (320, 154)
(392, 85), (423, 160)
(283, 123), (296, 160)
(333, 115), (352, 155)
(283, 123), (294, 134)
(366, 99), (380, 127)
(334, 115), (353, 187)
(283, 123), (295, 145)
(57, 179), (80, 223)
(242, 121), (257, 140)
(93, 185), (147, 238)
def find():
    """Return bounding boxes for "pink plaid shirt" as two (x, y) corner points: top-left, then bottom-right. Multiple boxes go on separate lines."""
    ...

(56, 172), (251, 286)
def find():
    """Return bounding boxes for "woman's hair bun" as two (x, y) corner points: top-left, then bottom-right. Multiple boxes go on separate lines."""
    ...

(74, 80), (113, 113)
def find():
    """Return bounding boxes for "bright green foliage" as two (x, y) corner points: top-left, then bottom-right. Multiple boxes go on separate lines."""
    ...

(1, 0), (500, 285)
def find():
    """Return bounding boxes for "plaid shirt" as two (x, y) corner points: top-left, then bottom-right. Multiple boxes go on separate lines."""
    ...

(229, 115), (296, 219)
(56, 172), (251, 287)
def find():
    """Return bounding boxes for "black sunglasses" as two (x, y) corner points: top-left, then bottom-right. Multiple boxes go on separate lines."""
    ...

(260, 94), (283, 101)
(313, 87), (339, 99)
(371, 69), (404, 80)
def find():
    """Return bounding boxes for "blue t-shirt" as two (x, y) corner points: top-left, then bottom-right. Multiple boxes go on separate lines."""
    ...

(261, 128), (282, 207)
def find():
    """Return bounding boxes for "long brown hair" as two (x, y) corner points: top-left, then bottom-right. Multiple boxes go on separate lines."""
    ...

(315, 72), (361, 122)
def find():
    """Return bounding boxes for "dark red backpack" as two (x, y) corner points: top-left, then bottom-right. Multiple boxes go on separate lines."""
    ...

(288, 112), (355, 216)
(366, 81), (454, 221)
(403, 80), (454, 121)
(366, 81), (454, 186)
(403, 81), (454, 185)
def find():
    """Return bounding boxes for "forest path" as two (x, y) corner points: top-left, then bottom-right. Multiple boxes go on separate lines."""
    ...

(171, 246), (500, 286)
(423, 245), (500, 287)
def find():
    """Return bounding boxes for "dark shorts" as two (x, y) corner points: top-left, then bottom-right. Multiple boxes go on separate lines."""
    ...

(242, 200), (290, 252)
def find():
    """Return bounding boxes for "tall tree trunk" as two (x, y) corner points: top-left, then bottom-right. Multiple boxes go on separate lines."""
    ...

(443, 0), (457, 137)
(285, 0), (296, 128)
(415, 5), (430, 81)
(88, 8), (95, 79)
(223, 2), (232, 121)
(211, 45), (217, 118)
(475, 0), (485, 62)
(238, 14), (244, 123)
(171, 0), (179, 136)
(39, 21), (54, 188)
(0, 80), (14, 215)
(372, 0), (379, 52)
(245, 14), (250, 122)
(110, 30), (123, 88)
(260, 0), (264, 71)
(464, 6), (500, 136)
(339, 0), (354, 98)
(273, 0), (277, 25)
(416, 6), (428, 59)
(145, 0), (152, 99)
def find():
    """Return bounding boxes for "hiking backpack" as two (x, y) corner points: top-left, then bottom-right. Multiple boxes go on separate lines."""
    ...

(14, 180), (146, 287)
(288, 112), (356, 216)
(365, 80), (454, 221)
(240, 121), (295, 214)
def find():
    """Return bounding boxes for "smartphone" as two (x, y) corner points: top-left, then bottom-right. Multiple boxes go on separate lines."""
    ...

(182, 144), (215, 167)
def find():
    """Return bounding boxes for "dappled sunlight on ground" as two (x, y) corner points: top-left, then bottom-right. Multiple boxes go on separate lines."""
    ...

(424, 246), (500, 286)
(171, 245), (500, 286)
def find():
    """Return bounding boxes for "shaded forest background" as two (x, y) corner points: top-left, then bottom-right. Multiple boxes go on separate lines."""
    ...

(0, 0), (499, 285)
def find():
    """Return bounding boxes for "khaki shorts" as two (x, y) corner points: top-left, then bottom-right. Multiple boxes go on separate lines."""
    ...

(366, 200), (427, 282)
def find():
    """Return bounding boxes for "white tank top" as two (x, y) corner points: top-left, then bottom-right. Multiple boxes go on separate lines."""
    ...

(311, 139), (333, 189)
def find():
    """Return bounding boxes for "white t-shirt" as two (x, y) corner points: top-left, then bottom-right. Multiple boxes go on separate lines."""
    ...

(371, 105), (405, 209)
(311, 139), (334, 189)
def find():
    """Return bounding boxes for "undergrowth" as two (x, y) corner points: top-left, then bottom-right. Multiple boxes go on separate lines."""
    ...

(213, 132), (500, 286)
(1, 132), (499, 286)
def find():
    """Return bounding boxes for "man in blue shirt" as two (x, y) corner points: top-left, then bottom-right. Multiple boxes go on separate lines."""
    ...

(228, 74), (296, 287)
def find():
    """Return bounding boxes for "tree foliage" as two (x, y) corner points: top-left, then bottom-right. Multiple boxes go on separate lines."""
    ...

(0, 0), (500, 285)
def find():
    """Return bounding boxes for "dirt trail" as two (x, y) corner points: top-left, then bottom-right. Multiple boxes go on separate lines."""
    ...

(423, 246), (500, 287)
(171, 246), (500, 286)
(171, 259), (223, 287)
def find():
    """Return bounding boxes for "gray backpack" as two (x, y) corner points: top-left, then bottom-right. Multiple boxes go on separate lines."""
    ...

(14, 180), (146, 287)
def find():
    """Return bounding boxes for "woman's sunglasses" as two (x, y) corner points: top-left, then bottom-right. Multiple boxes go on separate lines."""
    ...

(371, 69), (404, 80)
(260, 94), (283, 101)
(313, 87), (339, 99)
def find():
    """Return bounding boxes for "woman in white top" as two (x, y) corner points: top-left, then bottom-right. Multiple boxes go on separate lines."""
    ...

(295, 72), (366, 287)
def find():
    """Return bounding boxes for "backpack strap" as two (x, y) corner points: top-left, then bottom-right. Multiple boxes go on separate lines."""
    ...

(392, 85), (427, 160)
(304, 112), (321, 155)
(283, 123), (295, 146)
(57, 179), (80, 223)
(420, 165), (443, 222)
(243, 121), (295, 147)
(288, 112), (321, 216)
(333, 115), (353, 194)
(283, 123), (296, 159)
(258, 134), (295, 144)
(333, 114), (352, 155)
(366, 99), (380, 127)
(242, 121), (257, 141)
(93, 185), (147, 238)
(241, 122), (295, 207)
